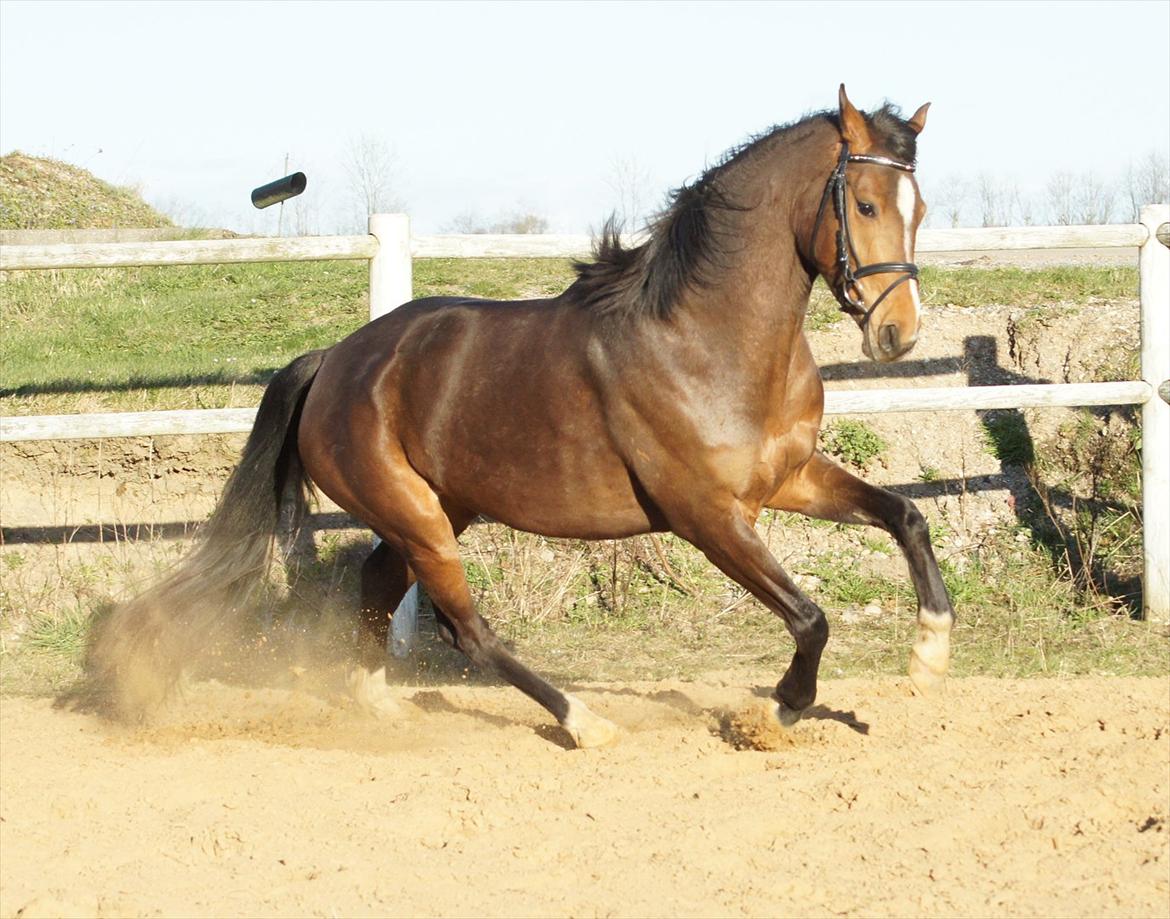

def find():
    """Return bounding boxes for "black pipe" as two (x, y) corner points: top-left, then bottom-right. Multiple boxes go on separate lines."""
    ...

(251, 172), (307, 209)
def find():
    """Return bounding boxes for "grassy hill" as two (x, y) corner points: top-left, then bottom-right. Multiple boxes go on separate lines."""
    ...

(0, 151), (172, 230)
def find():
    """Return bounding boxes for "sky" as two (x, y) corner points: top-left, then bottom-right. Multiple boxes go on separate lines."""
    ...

(1, 0), (1168, 235)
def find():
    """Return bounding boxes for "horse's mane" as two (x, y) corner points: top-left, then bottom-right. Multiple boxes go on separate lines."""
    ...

(568, 103), (919, 321)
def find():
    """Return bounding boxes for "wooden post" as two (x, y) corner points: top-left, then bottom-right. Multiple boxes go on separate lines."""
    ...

(1140, 204), (1170, 622)
(366, 213), (421, 654)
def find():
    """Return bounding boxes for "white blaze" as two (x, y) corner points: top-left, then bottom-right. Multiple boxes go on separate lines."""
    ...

(896, 175), (922, 324)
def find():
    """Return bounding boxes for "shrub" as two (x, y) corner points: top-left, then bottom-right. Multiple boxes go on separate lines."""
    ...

(822, 420), (887, 469)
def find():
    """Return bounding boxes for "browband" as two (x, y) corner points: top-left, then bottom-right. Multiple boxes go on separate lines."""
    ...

(846, 153), (916, 172)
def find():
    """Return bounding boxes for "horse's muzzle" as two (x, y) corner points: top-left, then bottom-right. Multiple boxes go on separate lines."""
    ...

(867, 321), (918, 363)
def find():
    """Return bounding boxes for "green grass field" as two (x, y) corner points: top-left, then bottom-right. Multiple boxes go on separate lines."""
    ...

(0, 260), (1138, 415)
(2, 259), (1165, 693)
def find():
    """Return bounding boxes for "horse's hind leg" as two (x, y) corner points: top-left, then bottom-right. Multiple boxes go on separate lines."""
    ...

(350, 511), (469, 716)
(768, 451), (955, 694)
(360, 477), (617, 749)
(358, 540), (413, 664)
(344, 541), (413, 716)
(359, 503), (474, 657)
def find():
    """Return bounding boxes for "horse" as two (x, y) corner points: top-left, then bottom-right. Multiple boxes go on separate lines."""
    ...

(81, 86), (954, 748)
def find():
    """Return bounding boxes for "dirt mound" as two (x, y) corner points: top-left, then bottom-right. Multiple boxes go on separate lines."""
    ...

(0, 152), (172, 230)
(1, 676), (1167, 917)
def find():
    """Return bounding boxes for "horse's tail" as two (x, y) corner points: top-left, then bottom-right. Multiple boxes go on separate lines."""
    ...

(69, 348), (329, 718)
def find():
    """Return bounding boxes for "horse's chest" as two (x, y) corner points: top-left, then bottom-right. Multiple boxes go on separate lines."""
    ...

(751, 420), (819, 496)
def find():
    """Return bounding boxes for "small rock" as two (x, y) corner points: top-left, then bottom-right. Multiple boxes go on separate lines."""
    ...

(863, 602), (883, 618)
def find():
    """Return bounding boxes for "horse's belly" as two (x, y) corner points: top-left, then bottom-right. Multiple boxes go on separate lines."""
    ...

(435, 438), (661, 539)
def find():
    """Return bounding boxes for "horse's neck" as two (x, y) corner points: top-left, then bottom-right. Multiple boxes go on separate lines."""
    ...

(678, 156), (822, 376)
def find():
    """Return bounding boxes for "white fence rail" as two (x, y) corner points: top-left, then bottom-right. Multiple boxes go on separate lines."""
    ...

(1, 210), (1168, 620)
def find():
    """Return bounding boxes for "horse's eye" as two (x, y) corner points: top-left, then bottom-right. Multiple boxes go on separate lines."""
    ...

(857, 201), (876, 218)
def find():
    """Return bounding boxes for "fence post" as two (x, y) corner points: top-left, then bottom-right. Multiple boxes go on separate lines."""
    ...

(368, 213), (412, 320)
(1140, 204), (1170, 623)
(366, 213), (422, 655)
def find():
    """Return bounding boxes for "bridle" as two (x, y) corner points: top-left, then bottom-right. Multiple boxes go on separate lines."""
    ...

(810, 141), (919, 327)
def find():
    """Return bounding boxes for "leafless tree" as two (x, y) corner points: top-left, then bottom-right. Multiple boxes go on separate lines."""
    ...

(1046, 171), (1077, 225)
(443, 209), (488, 233)
(341, 134), (404, 232)
(1014, 185), (1038, 226)
(606, 154), (654, 232)
(976, 173), (1015, 227)
(924, 173), (968, 228)
(150, 194), (209, 230)
(442, 208), (549, 234)
(1072, 172), (1115, 225)
(290, 176), (320, 237)
(492, 212), (548, 234)
(1123, 150), (1170, 222)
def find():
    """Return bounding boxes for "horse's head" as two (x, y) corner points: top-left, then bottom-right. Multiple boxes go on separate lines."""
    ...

(809, 86), (930, 363)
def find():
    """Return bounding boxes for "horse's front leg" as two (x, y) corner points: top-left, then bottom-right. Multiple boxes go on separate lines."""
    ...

(676, 505), (830, 723)
(767, 450), (955, 694)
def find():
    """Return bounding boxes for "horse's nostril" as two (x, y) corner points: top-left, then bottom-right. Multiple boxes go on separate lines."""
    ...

(879, 323), (900, 354)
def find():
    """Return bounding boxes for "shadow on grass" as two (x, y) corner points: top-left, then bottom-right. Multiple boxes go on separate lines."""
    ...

(1, 367), (281, 398)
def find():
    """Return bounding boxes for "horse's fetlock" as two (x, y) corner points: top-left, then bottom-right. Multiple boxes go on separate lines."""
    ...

(776, 675), (816, 713)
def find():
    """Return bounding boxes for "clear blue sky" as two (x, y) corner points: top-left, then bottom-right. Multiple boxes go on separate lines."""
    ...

(1, 0), (1167, 234)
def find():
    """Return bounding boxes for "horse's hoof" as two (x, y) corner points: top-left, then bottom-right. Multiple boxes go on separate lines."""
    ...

(774, 701), (805, 728)
(346, 666), (402, 718)
(908, 649), (947, 696)
(562, 695), (619, 749)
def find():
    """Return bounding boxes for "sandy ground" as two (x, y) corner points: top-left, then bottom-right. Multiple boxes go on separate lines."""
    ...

(1, 675), (1167, 918)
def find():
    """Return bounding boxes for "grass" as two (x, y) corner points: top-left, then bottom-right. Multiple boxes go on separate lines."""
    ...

(1, 152), (172, 230)
(981, 410), (1036, 465)
(0, 261), (1138, 416)
(3, 520), (1164, 697)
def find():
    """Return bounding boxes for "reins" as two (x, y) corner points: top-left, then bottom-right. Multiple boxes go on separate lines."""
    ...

(810, 142), (919, 326)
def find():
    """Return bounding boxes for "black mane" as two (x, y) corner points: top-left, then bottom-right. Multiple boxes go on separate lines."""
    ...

(568, 103), (918, 321)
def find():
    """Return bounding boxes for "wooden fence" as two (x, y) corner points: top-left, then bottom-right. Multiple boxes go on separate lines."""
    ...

(1, 209), (1167, 620)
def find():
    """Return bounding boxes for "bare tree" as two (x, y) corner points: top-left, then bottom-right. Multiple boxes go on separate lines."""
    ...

(341, 134), (403, 232)
(1124, 150), (1170, 222)
(1072, 172), (1115, 225)
(491, 211), (548, 234)
(924, 173), (968, 227)
(1014, 185), (1038, 226)
(291, 176), (320, 236)
(1046, 171), (1077, 225)
(443, 209), (488, 233)
(976, 173), (1015, 227)
(442, 208), (549, 234)
(150, 194), (209, 230)
(606, 154), (654, 232)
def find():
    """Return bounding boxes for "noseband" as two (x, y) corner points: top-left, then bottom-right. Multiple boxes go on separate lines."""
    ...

(810, 142), (919, 326)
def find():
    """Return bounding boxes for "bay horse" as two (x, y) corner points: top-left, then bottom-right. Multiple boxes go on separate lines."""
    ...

(83, 86), (954, 747)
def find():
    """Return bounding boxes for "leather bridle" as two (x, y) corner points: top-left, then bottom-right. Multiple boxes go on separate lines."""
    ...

(810, 142), (919, 327)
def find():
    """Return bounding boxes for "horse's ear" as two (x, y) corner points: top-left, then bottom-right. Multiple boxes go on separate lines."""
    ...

(837, 84), (870, 150)
(908, 102), (931, 135)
